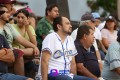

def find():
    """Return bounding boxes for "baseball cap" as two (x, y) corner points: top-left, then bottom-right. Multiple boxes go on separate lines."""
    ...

(106, 16), (115, 21)
(81, 12), (95, 21)
(0, 0), (16, 4)
(92, 12), (100, 19)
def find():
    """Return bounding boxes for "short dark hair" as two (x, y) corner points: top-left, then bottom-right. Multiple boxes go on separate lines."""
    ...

(53, 16), (62, 32)
(104, 17), (117, 30)
(76, 25), (93, 40)
(16, 9), (29, 18)
(45, 4), (58, 16)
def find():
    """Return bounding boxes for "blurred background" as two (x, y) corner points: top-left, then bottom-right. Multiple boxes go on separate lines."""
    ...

(14, 0), (120, 29)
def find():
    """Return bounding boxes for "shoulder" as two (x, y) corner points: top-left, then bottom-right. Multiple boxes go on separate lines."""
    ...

(43, 32), (55, 41)
(101, 28), (109, 32)
(109, 41), (119, 49)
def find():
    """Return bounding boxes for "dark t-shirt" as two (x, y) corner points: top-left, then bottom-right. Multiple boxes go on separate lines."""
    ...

(74, 39), (100, 77)
(0, 34), (10, 73)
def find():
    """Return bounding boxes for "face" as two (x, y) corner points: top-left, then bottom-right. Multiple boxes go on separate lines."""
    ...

(17, 13), (28, 26)
(4, 3), (13, 11)
(0, 7), (10, 22)
(61, 17), (72, 35)
(29, 17), (36, 28)
(85, 29), (94, 48)
(106, 20), (115, 29)
(94, 19), (101, 27)
(48, 7), (59, 19)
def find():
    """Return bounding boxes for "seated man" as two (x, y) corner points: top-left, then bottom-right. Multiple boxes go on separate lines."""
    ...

(0, 34), (33, 80)
(75, 25), (101, 80)
(102, 30), (120, 79)
(37, 16), (94, 80)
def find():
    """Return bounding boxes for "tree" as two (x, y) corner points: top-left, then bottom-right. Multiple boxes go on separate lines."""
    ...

(87, 0), (117, 19)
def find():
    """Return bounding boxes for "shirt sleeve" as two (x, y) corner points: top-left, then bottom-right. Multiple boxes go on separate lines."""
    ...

(42, 34), (54, 54)
(108, 42), (120, 70)
(101, 29), (108, 38)
(8, 24), (20, 38)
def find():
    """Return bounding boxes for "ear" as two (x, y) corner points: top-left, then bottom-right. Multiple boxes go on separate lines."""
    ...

(57, 24), (61, 30)
(47, 11), (50, 16)
(83, 34), (87, 39)
(0, 15), (2, 18)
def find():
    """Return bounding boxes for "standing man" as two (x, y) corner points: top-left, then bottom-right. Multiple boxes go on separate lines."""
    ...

(38, 16), (94, 80)
(36, 4), (59, 51)
(75, 25), (101, 80)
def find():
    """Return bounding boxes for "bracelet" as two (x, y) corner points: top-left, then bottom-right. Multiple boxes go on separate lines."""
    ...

(98, 60), (102, 62)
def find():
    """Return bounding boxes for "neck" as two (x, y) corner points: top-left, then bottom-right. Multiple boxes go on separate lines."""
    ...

(57, 31), (67, 43)
(0, 19), (6, 28)
(108, 28), (114, 32)
(46, 16), (53, 24)
(80, 39), (89, 50)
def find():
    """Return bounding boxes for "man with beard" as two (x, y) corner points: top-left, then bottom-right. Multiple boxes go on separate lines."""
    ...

(37, 16), (94, 80)
(74, 25), (101, 80)
(36, 4), (59, 51)
(0, 4), (39, 76)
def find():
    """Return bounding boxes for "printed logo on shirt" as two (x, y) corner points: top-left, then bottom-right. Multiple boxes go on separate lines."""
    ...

(53, 50), (77, 59)
(50, 69), (70, 76)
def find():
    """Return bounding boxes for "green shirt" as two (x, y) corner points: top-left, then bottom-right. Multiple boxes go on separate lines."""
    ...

(36, 17), (54, 51)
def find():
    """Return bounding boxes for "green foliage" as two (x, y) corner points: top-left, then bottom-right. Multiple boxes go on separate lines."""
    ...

(87, 0), (117, 17)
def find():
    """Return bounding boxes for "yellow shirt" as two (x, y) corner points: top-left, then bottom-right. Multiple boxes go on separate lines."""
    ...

(12, 24), (36, 49)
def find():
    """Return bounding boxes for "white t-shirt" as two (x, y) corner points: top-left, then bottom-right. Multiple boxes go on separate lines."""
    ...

(94, 27), (102, 40)
(101, 28), (117, 45)
(37, 32), (77, 77)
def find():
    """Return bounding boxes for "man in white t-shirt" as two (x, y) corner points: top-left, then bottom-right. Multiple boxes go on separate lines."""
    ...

(37, 16), (93, 80)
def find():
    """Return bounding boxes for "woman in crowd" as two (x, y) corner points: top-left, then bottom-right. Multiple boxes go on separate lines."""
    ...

(101, 16), (118, 49)
(12, 9), (37, 57)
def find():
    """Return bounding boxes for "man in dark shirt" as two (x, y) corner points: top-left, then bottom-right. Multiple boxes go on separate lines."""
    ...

(75, 25), (100, 80)
(0, 34), (33, 80)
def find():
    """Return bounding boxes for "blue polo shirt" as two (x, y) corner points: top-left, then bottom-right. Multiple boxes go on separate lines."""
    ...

(0, 34), (10, 73)
(74, 39), (100, 77)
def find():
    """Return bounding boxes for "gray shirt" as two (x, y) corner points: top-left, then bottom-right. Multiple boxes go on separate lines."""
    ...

(0, 23), (20, 49)
(102, 41), (120, 80)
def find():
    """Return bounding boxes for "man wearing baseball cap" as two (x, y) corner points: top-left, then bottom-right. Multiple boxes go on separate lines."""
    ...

(71, 12), (95, 41)
(71, 12), (103, 79)
(0, 0), (16, 15)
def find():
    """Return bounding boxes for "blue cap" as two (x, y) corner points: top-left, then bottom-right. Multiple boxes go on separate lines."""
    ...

(92, 12), (100, 19)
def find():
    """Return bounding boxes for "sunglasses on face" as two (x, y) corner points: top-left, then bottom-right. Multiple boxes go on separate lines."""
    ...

(0, 11), (5, 15)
